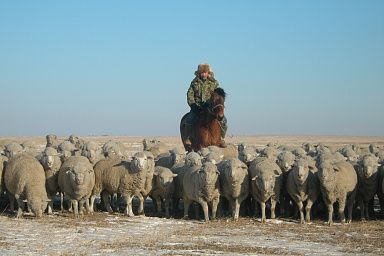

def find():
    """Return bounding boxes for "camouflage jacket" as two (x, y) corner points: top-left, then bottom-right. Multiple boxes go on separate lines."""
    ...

(187, 76), (219, 107)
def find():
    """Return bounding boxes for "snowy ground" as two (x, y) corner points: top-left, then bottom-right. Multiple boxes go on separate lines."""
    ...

(0, 211), (383, 256)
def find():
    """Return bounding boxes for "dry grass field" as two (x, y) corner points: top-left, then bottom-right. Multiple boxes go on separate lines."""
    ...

(0, 135), (384, 255)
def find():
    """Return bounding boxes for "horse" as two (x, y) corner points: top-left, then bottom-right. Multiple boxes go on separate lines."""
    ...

(180, 88), (226, 152)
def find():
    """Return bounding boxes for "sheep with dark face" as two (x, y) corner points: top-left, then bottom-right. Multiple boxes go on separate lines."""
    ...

(217, 158), (249, 220)
(182, 162), (220, 221)
(249, 158), (282, 223)
(58, 156), (95, 217)
(286, 159), (320, 223)
(150, 166), (177, 218)
(355, 154), (380, 220)
(317, 160), (357, 225)
(40, 147), (62, 214)
(4, 154), (48, 218)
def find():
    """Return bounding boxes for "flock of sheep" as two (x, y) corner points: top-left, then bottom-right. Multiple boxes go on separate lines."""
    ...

(0, 134), (383, 226)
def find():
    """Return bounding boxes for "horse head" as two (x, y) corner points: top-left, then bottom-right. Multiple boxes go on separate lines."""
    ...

(207, 88), (226, 120)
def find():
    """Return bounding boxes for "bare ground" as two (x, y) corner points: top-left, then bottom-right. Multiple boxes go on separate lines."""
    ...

(0, 135), (384, 255)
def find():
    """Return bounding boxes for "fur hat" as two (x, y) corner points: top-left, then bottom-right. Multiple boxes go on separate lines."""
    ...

(195, 63), (211, 75)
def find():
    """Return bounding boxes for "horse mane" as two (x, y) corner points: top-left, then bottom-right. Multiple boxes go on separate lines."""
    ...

(214, 88), (226, 100)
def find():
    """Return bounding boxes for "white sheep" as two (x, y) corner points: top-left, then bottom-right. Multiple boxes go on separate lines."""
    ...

(40, 147), (62, 214)
(286, 158), (320, 224)
(217, 158), (249, 220)
(58, 156), (95, 217)
(355, 154), (380, 220)
(182, 162), (220, 221)
(150, 166), (177, 218)
(4, 154), (49, 218)
(249, 158), (283, 223)
(317, 159), (357, 225)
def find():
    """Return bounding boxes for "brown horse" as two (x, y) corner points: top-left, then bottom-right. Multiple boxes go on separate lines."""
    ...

(180, 88), (226, 152)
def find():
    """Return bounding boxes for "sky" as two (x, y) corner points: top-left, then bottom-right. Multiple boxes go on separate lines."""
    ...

(1, 0), (383, 137)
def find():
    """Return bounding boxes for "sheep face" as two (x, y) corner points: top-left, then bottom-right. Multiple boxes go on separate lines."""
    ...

(67, 166), (93, 188)
(131, 152), (150, 171)
(318, 161), (336, 183)
(199, 163), (219, 185)
(185, 152), (202, 167)
(277, 152), (295, 173)
(293, 160), (310, 184)
(359, 155), (380, 179)
(252, 171), (278, 194)
(28, 197), (48, 218)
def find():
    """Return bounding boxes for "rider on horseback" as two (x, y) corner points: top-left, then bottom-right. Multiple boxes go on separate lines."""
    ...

(184, 63), (228, 148)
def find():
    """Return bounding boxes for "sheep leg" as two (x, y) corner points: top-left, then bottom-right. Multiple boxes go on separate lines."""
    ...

(233, 198), (240, 220)
(211, 197), (219, 220)
(198, 199), (209, 222)
(85, 198), (91, 214)
(338, 198), (347, 224)
(261, 201), (266, 223)
(124, 195), (135, 217)
(359, 198), (365, 221)
(15, 196), (24, 218)
(60, 192), (64, 212)
(137, 194), (145, 216)
(326, 203), (334, 225)
(155, 196), (163, 217)
(89, 195), (96, 213)
(102, 191), (113, 213)
(270, 198), (277, 219)
(183, 198), (191, 219)
(295, 200), (304, 224)
(305, 200), (314, 223)
(346, 192), (355, 224)
(72, 200), (79, 218)
(364, 201), (369, 220)
(9, 195), (15, 212)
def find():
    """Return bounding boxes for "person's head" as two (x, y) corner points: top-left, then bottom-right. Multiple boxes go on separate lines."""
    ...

(195, 63), (211, 80)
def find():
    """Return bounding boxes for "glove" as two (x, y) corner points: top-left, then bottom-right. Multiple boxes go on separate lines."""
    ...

(191, 103), (202, 113)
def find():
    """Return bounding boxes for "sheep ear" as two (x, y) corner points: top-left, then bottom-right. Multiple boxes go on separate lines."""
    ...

(46, 199), (52, 202)
(333, 166), (341, 172)
(273, 169), (280, 176)
(23, 200), (28, 203)
(172, 173), (178, 177)
(153, 172), (159, 176)
(251, 176), (258, 181)
(378, 163), (381, 167)
(216, 170), (220, 175)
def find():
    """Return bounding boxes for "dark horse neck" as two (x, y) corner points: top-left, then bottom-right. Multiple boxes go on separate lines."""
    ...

(194, 109), (222, 150)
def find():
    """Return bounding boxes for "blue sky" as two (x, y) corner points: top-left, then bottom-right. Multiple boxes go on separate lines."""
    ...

(1, 1), (383, 136)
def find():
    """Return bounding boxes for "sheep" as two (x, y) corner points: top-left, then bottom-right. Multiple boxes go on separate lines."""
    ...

(317, 160), (357, 225)
(4, 142), (24, 158)
(155, 148), (186, 169)
(68, 134), (85, 151)
(171, 152), (202, 216)
(217, 158), (249, 220)
(248, 158), (283, 223)
(58, 156), (95, 217)
(40, 147), (62, 214)
(90, 156), (122, 213)
(138, 151), (156, 215)
(102, 140), (126, 158)
(142, 139), (170, 158)
(206, 144), (238, 160)
(202, 151), (224, 164)
(90, 152), (153, 216)
(150, 166), (177, 218)
(276, 151), (296, 217)
(182, 162), (220, 221)
(81, 141), (103, 165)
(286, 158), (320, 223)
(46, 134), (58, 148)
(355, 154), (380, 220)
(0, 155), (8, 199)
(259, 146), (279, 162)
(238, 145), (258, 166)
(339, 147), (359, 162)
(4, 154), (49, 218)
(58, 141), (78, 162)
